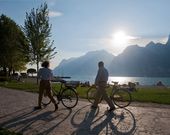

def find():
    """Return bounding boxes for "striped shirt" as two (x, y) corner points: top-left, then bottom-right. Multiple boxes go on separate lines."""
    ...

(38, 68), (53, 81)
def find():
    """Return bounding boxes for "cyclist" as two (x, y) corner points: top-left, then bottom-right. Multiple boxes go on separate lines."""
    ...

(91, 61), (115, 112)
(34, 61), (58, 111)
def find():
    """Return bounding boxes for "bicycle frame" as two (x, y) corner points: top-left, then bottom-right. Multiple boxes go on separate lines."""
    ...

(52, 80), (67, 103)
(87, 82), (133, 108)
(110, 83), (132, 108)
(52, 79), (79, 108)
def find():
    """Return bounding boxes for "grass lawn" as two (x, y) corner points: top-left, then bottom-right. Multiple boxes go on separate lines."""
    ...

(131, 87), (170, 104)
(0, 81), (170, 104)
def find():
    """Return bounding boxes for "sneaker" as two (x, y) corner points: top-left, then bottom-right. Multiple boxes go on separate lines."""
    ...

(54, 104), (58, 111)
(34, 106), (42, 110)
(91, 105), (97, 109)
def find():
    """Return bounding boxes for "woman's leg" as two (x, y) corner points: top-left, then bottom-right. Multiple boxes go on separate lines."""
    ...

(38, 81), (45, 107)
(46, 81), (58, 111)
(47, 90), (56, 105)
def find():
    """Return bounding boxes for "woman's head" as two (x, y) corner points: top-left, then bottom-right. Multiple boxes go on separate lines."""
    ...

(41, 61), (50, 68)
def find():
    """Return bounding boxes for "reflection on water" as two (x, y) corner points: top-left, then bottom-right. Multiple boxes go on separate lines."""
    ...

(70, 75), (170, 86)
(108, 76), (134, 84)
(109, 76), (170, 86)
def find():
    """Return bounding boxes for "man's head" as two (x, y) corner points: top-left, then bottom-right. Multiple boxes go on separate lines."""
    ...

(98, 61), (104, 68)
(41, 61), (50, 68)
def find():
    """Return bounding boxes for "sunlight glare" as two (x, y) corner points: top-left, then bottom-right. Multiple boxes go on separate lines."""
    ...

(110, 30), (136, 55)
(112, 31), (128, 45)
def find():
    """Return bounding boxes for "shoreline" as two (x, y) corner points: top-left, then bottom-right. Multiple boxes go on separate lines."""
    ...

(20, 77), (170, 86)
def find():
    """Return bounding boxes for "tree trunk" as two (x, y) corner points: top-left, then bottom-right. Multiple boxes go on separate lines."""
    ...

(3, 67), (7, 77)
(36, 59), (39, 84)
(13, 69), (15, 74)
(8, 66), (12, 77)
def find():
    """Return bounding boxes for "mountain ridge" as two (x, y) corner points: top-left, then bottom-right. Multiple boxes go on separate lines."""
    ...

(53, 50), (115, 76)
(53, 35), (170, 77)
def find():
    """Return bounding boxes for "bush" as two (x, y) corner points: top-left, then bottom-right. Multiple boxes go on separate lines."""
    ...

(0, 76), (9, 82)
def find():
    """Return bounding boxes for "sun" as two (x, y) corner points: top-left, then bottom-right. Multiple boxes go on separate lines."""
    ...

(109, 30), (135, 55)
(110, 30), (133, 53)
(109, 30), (138, 55)
(112, 31), (129, 45)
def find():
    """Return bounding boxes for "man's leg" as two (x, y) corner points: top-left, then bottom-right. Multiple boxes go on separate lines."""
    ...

(99, 86), (115, 110)
(92, 87), (102, 108)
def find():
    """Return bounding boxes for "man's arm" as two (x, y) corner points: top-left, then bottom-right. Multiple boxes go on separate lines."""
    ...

(49, 69), (53, 80)
(95, 69), (102, 85)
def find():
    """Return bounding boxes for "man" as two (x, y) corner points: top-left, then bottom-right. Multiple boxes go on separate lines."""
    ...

(91, 61), (115, 112)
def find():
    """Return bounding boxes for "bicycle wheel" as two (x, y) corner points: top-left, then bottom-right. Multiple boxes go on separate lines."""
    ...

(41, 89), (56, 106)
(112, 89), (131, 108)
(87, 86), (97, 103)
(61, 88), (78, 109)
(41, 95), (51, 106)
(87, 86), (102, 104)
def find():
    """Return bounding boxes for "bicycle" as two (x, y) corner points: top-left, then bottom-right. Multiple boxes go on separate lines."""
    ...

(87, 82), (136, 108)
(42, 79), (79, 109)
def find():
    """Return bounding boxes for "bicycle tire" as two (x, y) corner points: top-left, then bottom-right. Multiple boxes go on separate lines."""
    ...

(87, 86), (102, 103)
(112, 89), (132, 108)
(61, 88), (78, 109)
(41, 89), (57, 106)
(41, 95), (51, 106)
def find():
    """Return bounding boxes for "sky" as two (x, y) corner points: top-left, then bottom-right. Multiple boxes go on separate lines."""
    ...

(1, 0), (170, 69)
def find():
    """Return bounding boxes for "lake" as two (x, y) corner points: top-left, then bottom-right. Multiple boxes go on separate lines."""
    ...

(66, 75), (170, 86)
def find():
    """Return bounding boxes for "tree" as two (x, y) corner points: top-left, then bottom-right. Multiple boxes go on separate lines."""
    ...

(23, 3), (56, 83)
(0, 14), (29, 76)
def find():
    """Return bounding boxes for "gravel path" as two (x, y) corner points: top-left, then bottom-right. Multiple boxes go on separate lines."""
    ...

(0, 87), (170, 135)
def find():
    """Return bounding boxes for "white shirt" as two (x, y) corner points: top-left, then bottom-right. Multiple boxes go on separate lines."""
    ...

(95, 66), (109, 85)
(38, 67), (53, 80)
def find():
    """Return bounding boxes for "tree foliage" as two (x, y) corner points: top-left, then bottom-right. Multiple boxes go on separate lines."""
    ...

(23, 3), (56, 71)
(0, 14), (29, 76)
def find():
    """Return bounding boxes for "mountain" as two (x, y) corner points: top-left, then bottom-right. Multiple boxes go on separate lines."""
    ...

(53, 35), (170, 77)
(109, 36), (170, 77)
(53, 50), (115, 76)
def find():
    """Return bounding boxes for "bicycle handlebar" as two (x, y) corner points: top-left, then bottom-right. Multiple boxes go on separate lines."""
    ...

(51, 79), (66, 84)
(111, 81), (119, 85)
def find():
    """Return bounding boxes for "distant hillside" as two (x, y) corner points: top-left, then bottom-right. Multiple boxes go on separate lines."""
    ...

(109, 35), (170, 77)
(53, 50), (115, 76)
(53, 35), (170, 77)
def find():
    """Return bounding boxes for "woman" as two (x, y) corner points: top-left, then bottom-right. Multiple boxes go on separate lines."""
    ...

(34, 61), (58, 111)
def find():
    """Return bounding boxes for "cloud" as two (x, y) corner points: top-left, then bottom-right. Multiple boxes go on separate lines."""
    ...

(49, 11), (63, 17)
(46, 0), (57, 6)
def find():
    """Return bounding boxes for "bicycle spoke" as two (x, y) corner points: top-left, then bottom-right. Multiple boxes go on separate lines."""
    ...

(61, 88), (78, 108)
(112, 89), (131, 108)
(87, 87), (97, 103)
(41, 96), (51, 106)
